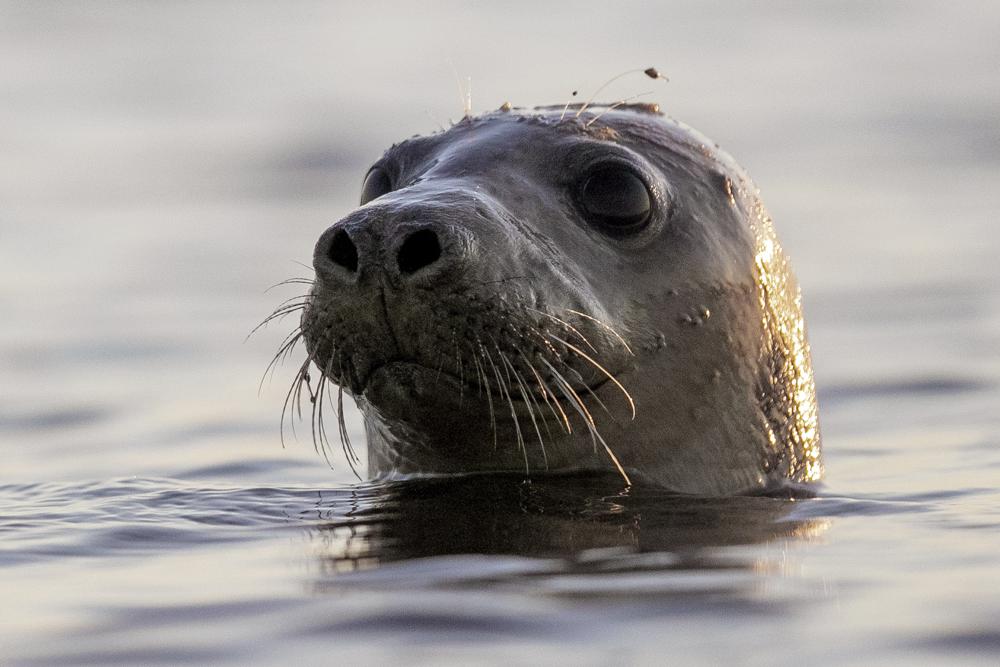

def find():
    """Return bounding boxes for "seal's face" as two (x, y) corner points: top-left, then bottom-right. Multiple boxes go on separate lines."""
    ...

(298, 107), (821, 494)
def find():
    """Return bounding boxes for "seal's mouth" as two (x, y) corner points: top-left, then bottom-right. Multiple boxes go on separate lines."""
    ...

(360, 358), (613, 404)
(278, 277), (639, 486)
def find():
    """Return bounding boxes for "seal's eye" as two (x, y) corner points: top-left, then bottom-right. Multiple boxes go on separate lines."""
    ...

(360, 167), (392, 205)
(579, 166), (652, 232)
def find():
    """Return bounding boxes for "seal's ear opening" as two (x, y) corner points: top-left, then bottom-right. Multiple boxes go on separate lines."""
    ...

(577, 165), (652, 234)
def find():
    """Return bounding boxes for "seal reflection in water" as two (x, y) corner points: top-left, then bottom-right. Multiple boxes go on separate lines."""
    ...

(283, 102), (821, 495)
(310, 474), (827, 575)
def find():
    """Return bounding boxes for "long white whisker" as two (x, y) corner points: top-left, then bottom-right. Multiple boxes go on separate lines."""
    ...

(565, 309), (634, 355)
(548, 334), (636, 420)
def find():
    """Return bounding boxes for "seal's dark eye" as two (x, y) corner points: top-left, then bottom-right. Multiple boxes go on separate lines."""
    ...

(360, 167), (392, 205)
(579, 166), (652, 232)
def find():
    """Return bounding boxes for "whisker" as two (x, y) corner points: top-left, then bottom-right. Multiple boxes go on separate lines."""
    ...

(280, 356), (313, 448)
(268, 293), (312, 311)
(589, 424), (631, 486)
(312, 368), (332, 465)
(258, 329), (303, 394)
(472, 348), (496, 450)
(516, 361), (553, 438)
(336, 361), (362, 479)
(516, 348), (565, 435)
(265, 277), (314, 293)
(471, 344), (484, 398)
(565, 309), (634, 355)
(526, 307), (599, 355)
(262, 301), (309, 318)
(338, 385), (359, 466)
(483, 344), (528, 474)
(453, 335), (465, 408)
(548, 334), (636, 420)
(539, 357), (596, 430)
(500, 350), (548, 470)
(296, 367), (313, 424)
(545, 362), (631, 485)
(435, 351), (446, 385)
(247, 301), (308, 340)
(565, 364), (615, 420)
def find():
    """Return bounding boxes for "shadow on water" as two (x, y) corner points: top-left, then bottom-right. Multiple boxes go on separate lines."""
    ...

(308, 474), (828, 591)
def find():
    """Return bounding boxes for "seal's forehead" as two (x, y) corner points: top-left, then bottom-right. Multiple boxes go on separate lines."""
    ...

(378, 112), (586, 164)
(378, 106), (723, 173)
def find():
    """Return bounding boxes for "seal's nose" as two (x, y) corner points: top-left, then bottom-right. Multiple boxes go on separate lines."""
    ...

(314, 216), (467, 287)
(313, 186), (489, 285)
(326, 229), (359, 273)
(396, 229), (442, 275)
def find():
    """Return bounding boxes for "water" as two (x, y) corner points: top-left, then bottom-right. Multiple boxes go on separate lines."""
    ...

(2, 1), (999, 664)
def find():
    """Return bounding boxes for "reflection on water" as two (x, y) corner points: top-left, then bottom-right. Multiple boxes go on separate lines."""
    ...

(304, 476), (835, 628)
(310, 475), (824, 576)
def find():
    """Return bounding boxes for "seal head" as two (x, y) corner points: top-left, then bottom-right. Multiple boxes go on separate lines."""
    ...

(298, 105), (821, 495)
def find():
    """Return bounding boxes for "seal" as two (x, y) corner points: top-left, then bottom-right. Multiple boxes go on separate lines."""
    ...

(281, 102), (821, 495)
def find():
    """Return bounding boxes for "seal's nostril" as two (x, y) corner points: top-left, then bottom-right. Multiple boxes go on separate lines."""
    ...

(398, 229), (441, 275)
(328, 229), (358, 272)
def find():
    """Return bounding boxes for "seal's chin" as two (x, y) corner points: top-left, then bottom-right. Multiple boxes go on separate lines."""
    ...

(362, 361), (465, 409)
(365, 361), (461, 393)
(360, 360), (489, 429)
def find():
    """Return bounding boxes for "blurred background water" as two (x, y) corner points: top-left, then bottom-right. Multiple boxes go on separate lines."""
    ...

(1, 1), (998, 665)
